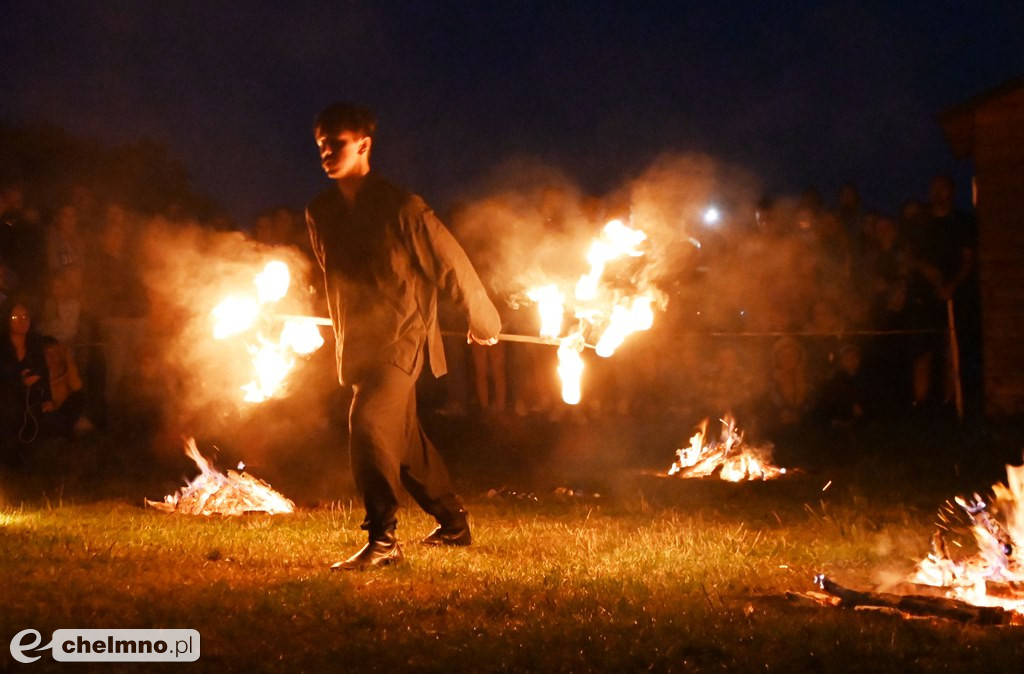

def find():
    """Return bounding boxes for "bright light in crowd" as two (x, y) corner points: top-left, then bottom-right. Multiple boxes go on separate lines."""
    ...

(703, 206), (721, 226)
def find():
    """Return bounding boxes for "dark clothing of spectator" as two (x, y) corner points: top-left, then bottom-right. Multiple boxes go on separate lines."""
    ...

(816, 366), (867, 426)
(0, 331), (48, 452)
(0, 210), (46, 300)
(88, 250), (150, 320)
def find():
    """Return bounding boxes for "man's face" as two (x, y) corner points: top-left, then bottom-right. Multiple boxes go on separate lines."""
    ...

(315, 127), (370, 180)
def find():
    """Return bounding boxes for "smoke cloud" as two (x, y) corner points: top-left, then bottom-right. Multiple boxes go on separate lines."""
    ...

(135, 217), (332, 463)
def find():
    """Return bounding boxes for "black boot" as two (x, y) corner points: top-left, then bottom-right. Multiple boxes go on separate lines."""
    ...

(421, 510), (472, 547)
(331, 530), (403, 571)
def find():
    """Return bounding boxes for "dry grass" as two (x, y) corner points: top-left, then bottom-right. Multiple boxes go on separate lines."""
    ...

(3, 411), (1024, 672)
(2, 444), (1023, 673)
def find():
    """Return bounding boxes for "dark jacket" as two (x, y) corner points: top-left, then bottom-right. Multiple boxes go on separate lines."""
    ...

(306, 174), (500, 385)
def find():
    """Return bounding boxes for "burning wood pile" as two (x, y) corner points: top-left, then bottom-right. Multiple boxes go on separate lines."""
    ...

(146, 438), (295, 516)
(667, 415), (787, 481)
(790, 458), (1024, 626)
(910, 458), (1024, 615)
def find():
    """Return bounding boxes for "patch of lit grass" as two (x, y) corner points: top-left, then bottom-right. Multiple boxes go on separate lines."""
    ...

(1, 475), (1022, 672)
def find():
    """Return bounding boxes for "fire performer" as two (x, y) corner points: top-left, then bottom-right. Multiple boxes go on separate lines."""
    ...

(306, 103), (501, 570)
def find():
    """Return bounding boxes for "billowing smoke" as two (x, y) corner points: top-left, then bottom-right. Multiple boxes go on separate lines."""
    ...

(135, 217), (332, 463)
(445, 151), (860, 448)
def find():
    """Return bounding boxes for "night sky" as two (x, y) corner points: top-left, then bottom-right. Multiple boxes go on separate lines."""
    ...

(2, 1), (1021, 223)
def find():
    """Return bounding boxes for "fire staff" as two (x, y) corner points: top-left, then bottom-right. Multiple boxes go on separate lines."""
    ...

(306, 102), (501, 571)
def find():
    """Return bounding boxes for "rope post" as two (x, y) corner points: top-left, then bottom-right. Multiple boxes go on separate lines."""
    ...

(946, 299), (964, 421)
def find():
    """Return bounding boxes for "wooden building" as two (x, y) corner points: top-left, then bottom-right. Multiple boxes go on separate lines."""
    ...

(941, 75), (1024, 416)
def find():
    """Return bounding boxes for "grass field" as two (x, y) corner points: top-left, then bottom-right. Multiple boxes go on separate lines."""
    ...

(2, 414), (1023, 672)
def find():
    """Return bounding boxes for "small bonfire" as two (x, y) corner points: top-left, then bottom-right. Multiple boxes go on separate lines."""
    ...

(910, 457), (1024, 615)
(146, 437), (295, 516)
(667, 415), (787, 482)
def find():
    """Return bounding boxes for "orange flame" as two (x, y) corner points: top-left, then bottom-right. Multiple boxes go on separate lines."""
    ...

(525, 219), (660, 404)
(668, 415), (787, 481)
(211, 260), (324, 402)
(911, 459), (1024, 614)
(146, 437), (295, 516)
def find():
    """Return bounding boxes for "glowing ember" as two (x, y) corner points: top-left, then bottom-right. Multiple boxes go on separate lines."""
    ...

(211, 260), (324, 402)
(146, 438), (295, 516)
(524, 219), (661, 404)
(667, 415), (787, 481)
(910, 458), (1024, 614)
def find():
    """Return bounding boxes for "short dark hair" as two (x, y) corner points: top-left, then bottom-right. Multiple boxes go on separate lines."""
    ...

(314, 102), (377, 139)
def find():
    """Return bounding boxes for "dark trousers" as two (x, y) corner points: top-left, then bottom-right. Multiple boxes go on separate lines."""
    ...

(348, 362), (462, 537)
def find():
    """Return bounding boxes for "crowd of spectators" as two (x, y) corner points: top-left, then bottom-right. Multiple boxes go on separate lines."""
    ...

(1, 170), (982, 468)
(437, 175), (982, 446)
(0, 182), (297, 466)
(1, 184), (139, 463)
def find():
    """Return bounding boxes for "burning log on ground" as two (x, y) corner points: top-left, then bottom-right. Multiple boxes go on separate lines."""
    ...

(909, 457), (1024, 614)
(785, 575), (1018, 625)
(667, 415), (787, 481)
(146, 438), (295, 516)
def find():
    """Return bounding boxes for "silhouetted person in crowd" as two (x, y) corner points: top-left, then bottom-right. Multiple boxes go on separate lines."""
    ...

(0, 184), (46, 303)
(46, 204), (86, 294)
(40, 336), (88, 439)
(763, 336), (811, 434)
(905, 175), (980, 414)
(0, 301), (48, 460)
(254, 206), (311, 255)
(86, 203), (149, 429)
(817, 342), (867, 428)
(39, 271), (82, 346)
(305, 102), (500, 570)
(838, 183), (868, 257)
(860, 215), (911, 414)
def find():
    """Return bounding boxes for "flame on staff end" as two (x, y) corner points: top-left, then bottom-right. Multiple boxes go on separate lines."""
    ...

(557, 332), (586, 405)
(525, 218), (659, 404)
(575, 219), (646, 302)
(211, 260), (324, 403)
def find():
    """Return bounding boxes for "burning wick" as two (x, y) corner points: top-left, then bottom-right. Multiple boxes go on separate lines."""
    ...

(703, 206), (721, 226)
